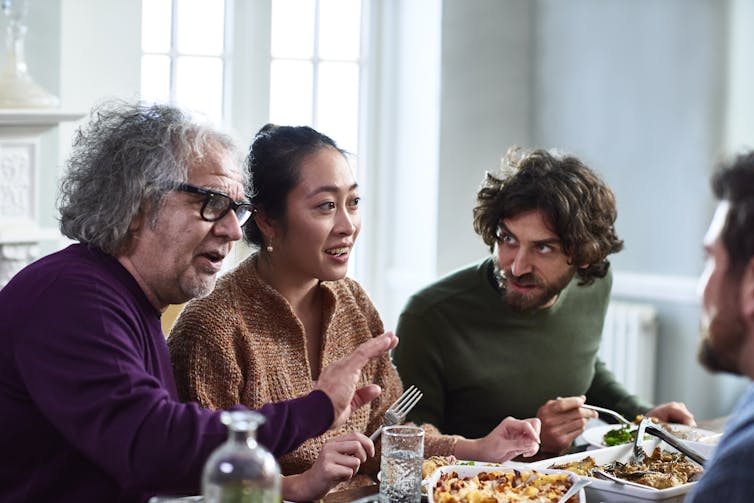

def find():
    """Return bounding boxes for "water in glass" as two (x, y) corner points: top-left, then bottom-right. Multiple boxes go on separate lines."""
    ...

(379, 425), (424, 503)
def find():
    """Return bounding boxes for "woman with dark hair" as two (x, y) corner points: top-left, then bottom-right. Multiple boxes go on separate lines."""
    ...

(168, 126), (541, 501)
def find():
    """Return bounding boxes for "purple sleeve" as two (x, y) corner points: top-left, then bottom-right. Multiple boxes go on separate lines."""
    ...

(256, 390), (333, 455)
(12, 268), (333, 494)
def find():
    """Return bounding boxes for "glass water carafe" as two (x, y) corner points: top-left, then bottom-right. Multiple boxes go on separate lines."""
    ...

(202, 410), (281, 503)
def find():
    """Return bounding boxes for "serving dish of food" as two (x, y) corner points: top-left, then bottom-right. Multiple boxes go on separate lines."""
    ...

(525, 438), (705, 502)
(424, 464), (585, 503)
(377, 455), (507, 497)
(582, 422), (721, 450)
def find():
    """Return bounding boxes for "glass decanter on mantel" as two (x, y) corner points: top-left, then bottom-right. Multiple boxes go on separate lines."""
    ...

(0, 0), (59, 108)
(202, 410), (281, 503)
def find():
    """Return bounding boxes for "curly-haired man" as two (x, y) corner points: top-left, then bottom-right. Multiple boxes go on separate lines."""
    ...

(393, 147), (694, 453)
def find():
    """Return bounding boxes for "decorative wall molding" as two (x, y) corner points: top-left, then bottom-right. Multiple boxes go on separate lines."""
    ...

(0, 109), (85, 288)
(612, 270), (700, 305)
(0, 242), (41, 286)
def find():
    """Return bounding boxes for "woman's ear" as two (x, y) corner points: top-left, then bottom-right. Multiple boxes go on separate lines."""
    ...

(252, 208), (276, 241)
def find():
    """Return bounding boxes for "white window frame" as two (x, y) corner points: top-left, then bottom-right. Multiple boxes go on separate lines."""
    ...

(140, 0), (234, 127)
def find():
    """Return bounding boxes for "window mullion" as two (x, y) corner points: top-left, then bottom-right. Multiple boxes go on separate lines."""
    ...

(169, 0), (179, 102)
(312, 0), (321, 128)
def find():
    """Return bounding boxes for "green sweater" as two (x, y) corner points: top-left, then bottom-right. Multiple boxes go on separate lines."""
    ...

(393, 258), (652, 439)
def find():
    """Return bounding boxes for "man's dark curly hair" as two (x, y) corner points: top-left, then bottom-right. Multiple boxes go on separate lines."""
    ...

(473, 147), (624, 285)
(712, 150), (754, 272)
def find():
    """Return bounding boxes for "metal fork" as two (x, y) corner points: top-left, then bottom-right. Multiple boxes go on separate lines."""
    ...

(369, 385), (423, 442)
(581, 403), (633, 426)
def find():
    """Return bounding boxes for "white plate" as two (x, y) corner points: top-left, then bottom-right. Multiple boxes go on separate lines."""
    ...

(424, 464), (585, 503)
(525, 438), (704, 502)
(581, 423), (721, 449)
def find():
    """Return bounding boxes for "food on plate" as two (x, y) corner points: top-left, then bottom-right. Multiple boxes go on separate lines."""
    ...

(602, 424), (653, 446)
(432, 469), (575, 503)
(601, 415), (658, 446)
(546, 457), (597, 477)
(423, 455), (458, 479)
(599, 418), (719, 447)
(660, 423), (720, 443)
(549, 447), (703, 489)
(603, 425), (634, 446)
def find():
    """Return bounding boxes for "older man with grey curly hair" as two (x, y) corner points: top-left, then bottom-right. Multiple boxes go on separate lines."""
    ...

(0, 99), (397, 502)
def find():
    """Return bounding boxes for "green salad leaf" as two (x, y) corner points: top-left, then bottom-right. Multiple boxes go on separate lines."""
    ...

(603, 425), (635, 446)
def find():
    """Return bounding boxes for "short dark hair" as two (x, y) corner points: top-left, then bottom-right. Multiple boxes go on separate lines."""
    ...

(712, 151), (754, 272)
(57, 99), (241, 255)
(473, 147), (624, 285)
(243, 124), (346, 247)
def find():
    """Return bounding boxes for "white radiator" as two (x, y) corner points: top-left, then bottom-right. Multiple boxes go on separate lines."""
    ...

(598, 301), (658, 402)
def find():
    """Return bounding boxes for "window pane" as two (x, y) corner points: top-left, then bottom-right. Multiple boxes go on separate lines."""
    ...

(271, 0), (315, 58)
(142, 0), (172, 52)
(141, 55), (171, 103)
(270, 60), (313, 126)
(317, 62), (359, 154)
(176, 0), (225, 55)
(175, 56), (224, 125)
(319, 0), (361, 60)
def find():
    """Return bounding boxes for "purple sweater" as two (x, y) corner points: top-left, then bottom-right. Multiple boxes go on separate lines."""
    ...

(0, 244), (333, 502)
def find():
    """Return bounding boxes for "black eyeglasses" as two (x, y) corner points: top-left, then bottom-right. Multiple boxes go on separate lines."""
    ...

(174, 183), (253, 226)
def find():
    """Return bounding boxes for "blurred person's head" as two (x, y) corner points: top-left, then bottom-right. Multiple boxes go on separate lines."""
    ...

(245, 124), (358, 283)
(698, 151), (754, 376)
(473, 147), (624, 311)
(58, 100), (248, 309)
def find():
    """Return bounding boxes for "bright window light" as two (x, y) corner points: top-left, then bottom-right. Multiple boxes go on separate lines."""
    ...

(140, 0), (228, 126)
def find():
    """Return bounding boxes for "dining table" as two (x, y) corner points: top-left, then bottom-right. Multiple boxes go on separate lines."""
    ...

(321, 415), (729, 503)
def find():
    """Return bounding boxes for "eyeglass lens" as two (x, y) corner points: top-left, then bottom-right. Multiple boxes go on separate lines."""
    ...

(202, 192), (252, 225)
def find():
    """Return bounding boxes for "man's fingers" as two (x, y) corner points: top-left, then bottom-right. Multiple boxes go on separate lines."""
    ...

(521, 419), (541, 443)
(527, 417), (542, 433)
(553, 395), (585, 412)
(351, 384), (382, 410)
(344, 332), (398, 370)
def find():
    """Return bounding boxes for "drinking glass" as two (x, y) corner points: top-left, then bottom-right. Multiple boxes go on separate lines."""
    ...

(379, 425), (424, 503)
(202, 410), (280, 503)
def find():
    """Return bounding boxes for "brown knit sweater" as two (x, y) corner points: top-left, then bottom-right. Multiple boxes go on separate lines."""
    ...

(167, 254), (457, 488)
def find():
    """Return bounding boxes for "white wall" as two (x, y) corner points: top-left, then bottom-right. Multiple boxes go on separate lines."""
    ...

(725, 0), (754, 153)
(58, 0), (141, 158)
(437, 0), (535, 274)
(435, 0), (751, 420)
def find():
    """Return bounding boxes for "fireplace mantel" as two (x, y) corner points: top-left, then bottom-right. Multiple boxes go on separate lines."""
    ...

(0, 109), (85, 127)
(0, 109), (85, 286)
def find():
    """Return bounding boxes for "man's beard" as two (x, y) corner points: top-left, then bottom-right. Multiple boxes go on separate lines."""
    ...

(179, 272), (218, 302)
(697, 307), (746, 375)
(492, 257), (575, 312)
